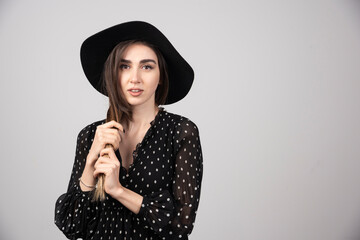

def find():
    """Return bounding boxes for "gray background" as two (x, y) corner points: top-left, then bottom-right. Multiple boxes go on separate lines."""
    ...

(1, 0), (360, 239)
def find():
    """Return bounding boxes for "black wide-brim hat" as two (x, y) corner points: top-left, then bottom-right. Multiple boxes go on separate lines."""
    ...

(80, 21), (194, 105)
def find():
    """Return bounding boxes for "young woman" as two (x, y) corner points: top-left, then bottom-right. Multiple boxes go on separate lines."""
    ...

(55, 21), (203, 240)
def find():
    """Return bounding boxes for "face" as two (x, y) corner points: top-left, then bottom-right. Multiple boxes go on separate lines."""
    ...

(118, 43), (160, 108)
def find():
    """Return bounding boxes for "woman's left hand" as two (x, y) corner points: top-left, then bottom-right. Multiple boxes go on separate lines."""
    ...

(93, 147), (123, 197)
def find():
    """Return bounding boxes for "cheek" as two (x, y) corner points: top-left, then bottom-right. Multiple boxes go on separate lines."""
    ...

(153, 70), (160, 86)
(143, 71), (160, 89)
(118, 73), (127, 86)
(152, 77), (160, 90)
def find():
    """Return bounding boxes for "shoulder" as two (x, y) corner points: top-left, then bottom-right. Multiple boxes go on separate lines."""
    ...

(77, 118), (106, 140)
(161, 109), (198, 126)
(161, 109), (200, 136)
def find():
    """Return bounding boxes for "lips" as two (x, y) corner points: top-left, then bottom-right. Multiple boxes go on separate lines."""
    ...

(128, 88), (143, 96)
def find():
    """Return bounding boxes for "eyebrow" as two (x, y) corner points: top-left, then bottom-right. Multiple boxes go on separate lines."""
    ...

(120, 59), (157, 64)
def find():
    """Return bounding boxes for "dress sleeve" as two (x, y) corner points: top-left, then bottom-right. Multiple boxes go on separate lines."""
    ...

(54, 123), (99, 239)
(137, 118), (203, 239)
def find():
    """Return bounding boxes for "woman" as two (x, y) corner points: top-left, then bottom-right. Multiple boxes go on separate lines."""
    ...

(55, 21), (203, 240)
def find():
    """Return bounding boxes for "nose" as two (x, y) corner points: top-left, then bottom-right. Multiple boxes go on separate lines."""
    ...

(130, 68), (140, 84)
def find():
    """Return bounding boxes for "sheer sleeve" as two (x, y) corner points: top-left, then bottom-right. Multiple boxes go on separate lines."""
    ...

(137, 118), (203, 239)
(54, 123), (99, 239)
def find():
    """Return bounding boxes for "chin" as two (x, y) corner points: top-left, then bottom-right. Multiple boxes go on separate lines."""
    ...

(126, 95), (156, 107)
(127, 100), (146, 107)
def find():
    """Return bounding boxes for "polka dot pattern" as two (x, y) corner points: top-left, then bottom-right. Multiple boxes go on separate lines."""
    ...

(55, 108), (203, 239)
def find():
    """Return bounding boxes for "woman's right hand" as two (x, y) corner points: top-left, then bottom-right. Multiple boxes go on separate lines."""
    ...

(87, 120), (124, 167)
(80, 120), (124, 192)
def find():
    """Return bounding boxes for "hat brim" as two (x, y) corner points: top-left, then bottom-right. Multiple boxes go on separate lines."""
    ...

(80, 21), (194, 105)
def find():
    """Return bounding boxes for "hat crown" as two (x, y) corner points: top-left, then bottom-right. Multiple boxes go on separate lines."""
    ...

(80, 21), (194, 105)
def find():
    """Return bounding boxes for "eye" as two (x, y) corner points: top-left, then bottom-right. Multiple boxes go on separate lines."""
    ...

(142, 65), (153, 70)
(119, 64), (130, 70)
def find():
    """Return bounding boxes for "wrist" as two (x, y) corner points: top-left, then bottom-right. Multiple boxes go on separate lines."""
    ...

(80, 166), (96, 190)
(110, 185), (125, 199)
(84, 162), (95, 173)
(79, 177), (96, 192)
(86, 152), (97, 166)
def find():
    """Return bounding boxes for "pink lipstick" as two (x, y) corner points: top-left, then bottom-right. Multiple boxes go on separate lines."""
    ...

(128, 88), (143, 96)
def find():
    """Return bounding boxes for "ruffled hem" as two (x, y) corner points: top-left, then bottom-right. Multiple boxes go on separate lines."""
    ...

(55, 187), (98, 239)
(137, 190), (174, 232)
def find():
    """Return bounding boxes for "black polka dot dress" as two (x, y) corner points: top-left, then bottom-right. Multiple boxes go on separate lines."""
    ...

(55, 107), (203, 240)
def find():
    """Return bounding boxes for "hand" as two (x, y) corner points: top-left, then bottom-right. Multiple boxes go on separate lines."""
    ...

(93, 147), (123, 197)
(87, 120), (124, 167)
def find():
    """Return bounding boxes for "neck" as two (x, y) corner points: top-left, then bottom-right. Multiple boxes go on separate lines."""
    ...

(128, 103), (159, 131)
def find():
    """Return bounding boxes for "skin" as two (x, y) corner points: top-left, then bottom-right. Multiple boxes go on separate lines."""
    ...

(80, 43), (161, 214)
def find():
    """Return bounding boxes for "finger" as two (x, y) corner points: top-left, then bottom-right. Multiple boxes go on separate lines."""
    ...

(106, 133), (121, 148)
(94, 155), (117, 169)
(107, 148), (118, 162)
(100, 128), (121, 135)
(100, 147), (118, 159)
(97, 130), (121, 149)
(99, 148), (114, 160)
(93, 167), (109, 178)
(94, 163), (115, 173)
(94, 128), (117, 144)
(108, 128), (123, 144)
(110, 120), (124, 133)
(102, 120), (124, 133)
(100, 148), (119, 165)
(94, 163), (118, 177)
(100, 147), (112, 156)
(94, 157), (110, 168)
(97, 129), (121, 143)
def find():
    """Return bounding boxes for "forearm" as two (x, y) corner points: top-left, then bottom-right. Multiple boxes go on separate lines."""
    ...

(90, 147), (143, 213)
(79, 155), (97, 192)
(111, 187), (143, 214)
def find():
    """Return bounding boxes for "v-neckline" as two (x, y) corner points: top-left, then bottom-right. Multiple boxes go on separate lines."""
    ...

(117, 107), (164, 174)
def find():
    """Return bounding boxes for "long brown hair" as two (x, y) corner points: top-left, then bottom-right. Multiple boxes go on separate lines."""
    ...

(101, 39), (169, 128)
(93, 40), (170, 201)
